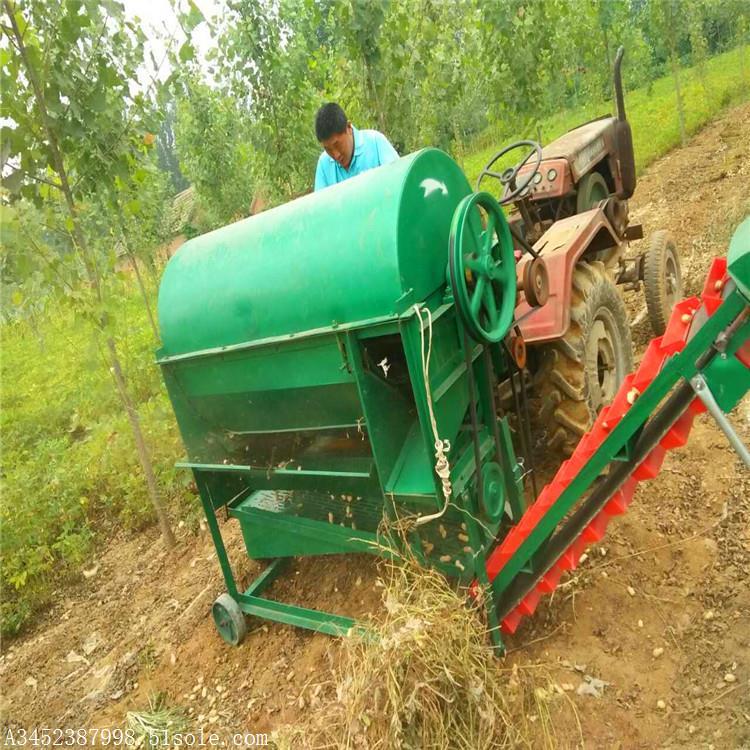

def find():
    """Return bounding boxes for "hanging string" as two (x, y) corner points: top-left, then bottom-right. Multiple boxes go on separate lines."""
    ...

(413, 304), (453, 526)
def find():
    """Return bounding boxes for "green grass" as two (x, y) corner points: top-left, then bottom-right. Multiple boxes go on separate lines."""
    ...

(0, 288), (193, 635)
(461, 45), (748, 186)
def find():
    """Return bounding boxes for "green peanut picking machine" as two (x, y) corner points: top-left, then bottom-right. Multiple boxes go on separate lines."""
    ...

(157, 148), (750, 652)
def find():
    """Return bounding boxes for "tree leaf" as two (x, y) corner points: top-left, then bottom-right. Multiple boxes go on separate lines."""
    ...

(183, 1), (205, 32)
(89, 88), (107, 112)
(179, 41), (195, 62)
(125, 198), (141, 215)
(1, 169), (24, 194)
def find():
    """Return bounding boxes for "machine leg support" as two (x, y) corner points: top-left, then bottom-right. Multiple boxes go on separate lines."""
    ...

(690, 373), (750, 467)
(244, 558), (289, 597)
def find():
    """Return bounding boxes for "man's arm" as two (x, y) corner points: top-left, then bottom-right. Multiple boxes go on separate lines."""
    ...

(314, 154), (330, 191)
(376, 132), (399, 166)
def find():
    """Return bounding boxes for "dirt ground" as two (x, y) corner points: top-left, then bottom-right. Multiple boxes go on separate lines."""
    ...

(3, 101), (749, 749)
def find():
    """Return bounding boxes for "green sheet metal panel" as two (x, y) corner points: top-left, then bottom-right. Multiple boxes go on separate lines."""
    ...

(159, 334), (364, 464)
(230, 490), (381, 558)
(157, 148), (472, 357)
(703, 348), (750, 412)
(728, 216), (750, 300)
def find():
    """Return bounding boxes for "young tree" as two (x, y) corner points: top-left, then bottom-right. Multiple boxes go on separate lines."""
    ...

(113, 159), (172, 338)
(480, 0), (570, 123)
(686, 0), (709, 96)
(337, 0), (388, 132)
(156, 98), (189, 195)
(0, 197), (55, 348)
(650, 0), (688, 146)
(216, 0), (324, 202)
(1, 0), (175, 545)
(174, 77), (255, 229)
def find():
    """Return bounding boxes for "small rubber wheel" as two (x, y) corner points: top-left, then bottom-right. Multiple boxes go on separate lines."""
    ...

(212, 593), (247, 646)
(576, 172), (609, 214)
(643, 230), (682, 336)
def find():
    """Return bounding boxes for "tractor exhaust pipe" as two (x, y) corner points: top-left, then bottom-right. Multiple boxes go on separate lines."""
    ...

(614, 46), (627, 122)
(613, 46), (636, 199)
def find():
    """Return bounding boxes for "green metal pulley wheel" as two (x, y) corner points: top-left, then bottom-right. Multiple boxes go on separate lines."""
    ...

(212, 593), (248, 646)
(449, 192), (517, 343)
(481, 461), (505, 524)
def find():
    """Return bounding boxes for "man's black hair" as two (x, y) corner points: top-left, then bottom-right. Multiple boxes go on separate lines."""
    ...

(315, 103), (348, 141)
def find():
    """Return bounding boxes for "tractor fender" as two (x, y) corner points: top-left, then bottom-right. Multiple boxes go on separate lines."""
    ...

(514, 208), (623, 344)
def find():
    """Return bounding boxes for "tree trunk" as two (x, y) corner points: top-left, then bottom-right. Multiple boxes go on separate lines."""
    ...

(143, 254), (160, 289)
(117, 207), (159, 341)
(602, 24), (613, 103)
(660, 1), (687, 148)
(740, 21), (748, 94)
(670, 54), (687, 147)
(106, 336), (175, 547)
(128, 251), (160, 341)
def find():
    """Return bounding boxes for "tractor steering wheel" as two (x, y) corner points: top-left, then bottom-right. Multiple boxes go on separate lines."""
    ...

(476, 140), (543, 205)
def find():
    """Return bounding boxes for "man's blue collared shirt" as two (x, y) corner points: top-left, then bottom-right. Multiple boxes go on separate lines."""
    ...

(314, 126), (399, 191)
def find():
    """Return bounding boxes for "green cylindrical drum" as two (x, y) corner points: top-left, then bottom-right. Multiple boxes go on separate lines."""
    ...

(156, 146), (524, 592)
(158, 149), (472, 356)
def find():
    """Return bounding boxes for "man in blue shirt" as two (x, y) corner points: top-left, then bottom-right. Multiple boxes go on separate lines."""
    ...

(314, 103), (399, 191)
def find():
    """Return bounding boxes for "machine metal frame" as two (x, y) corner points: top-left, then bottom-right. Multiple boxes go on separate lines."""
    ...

(156, 134), (750, 652)
(161, 247), (750, 653)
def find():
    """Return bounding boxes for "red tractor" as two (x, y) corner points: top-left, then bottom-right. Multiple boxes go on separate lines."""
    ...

(479, 48), (682, 454)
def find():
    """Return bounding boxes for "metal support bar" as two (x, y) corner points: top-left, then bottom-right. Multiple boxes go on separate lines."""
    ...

(690, 373), (750, 467)
(195, 473), (239, 599)
(236, 593), (359, 637)
(244, 558), (290, 597)
(516, 359), (538, 499)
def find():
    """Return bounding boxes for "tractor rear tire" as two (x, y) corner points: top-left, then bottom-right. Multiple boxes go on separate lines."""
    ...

(535, 261), (634, 455)
(643, 230), (682, 336)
